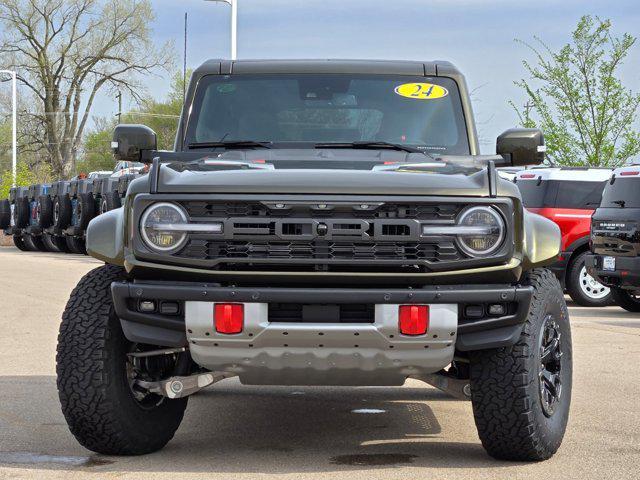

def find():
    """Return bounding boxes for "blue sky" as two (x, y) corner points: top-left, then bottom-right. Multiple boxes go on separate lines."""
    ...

(99, 0), (640, 153)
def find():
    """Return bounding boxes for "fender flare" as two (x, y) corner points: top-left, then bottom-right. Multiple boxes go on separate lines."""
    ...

(522, 209), (561, 269)
(565, 236), (590, 256)
(86, 207), (126, 266)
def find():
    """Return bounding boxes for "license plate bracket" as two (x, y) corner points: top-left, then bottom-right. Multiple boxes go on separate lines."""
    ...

(603, 256), (616, 272)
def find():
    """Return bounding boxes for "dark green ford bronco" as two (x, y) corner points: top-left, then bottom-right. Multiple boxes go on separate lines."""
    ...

(56, 59), (571, 461)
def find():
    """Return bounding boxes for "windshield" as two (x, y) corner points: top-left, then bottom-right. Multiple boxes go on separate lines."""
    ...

(601, 178), (640, 208)
(517, 180), (605, 209)
(185, 74), (470, 155)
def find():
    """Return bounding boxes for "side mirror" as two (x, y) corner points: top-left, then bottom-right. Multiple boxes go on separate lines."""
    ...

(496, 128), (545, 166)
(112, 124), (157, 162)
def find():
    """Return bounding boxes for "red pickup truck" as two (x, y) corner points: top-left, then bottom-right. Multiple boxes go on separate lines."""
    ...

(515, 168), (612, 306)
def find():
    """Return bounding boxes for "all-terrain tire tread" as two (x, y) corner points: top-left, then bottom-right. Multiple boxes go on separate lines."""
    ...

(56, 264), (186, 455)
(13, 235), (29, 251)
(469, 268), (569, 461)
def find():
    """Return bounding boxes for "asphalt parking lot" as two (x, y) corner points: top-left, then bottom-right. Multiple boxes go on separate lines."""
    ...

(0, 247), (638, 480)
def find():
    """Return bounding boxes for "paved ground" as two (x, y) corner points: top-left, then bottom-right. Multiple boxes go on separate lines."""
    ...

(0, 246), (639, 480)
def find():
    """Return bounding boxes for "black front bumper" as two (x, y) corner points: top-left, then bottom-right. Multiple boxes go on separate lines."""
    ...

(586, 254), (640, 289)
(111, 281), (534, 352)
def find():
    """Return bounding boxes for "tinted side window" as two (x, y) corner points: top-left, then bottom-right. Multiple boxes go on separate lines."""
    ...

(517, 181), (557, 208)
(554, 181), (605, 209)
(601, 178), (640, 208)
(517, 180), (605, 209)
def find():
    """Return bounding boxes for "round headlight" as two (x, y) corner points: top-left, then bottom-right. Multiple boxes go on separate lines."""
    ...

(140, 202), (188, 252)
(456, 206), (505, 257)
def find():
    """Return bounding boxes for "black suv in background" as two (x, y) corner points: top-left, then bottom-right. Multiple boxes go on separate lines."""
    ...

(587, 165), (640, 311)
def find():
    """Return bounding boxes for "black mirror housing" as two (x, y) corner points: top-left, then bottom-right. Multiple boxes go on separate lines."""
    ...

(496, 128), (545, 166)
(112, 124), (157, 162)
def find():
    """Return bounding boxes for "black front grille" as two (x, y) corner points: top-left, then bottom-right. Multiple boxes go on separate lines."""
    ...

(161, 200), (477, 271)
(181, 239), (460, 263)
(182, 201), (461, 221)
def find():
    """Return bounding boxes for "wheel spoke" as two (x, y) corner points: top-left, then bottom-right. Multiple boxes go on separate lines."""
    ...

(539, 315), (563, 417)
(541, 336), (560, 362)
(541, 370), (558, 394)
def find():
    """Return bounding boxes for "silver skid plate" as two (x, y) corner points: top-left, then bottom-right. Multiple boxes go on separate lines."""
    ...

(185, 302), (457, 386)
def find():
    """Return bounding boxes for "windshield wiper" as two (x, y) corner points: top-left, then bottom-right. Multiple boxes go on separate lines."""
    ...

(187, 140), (273, 150)
(314, 141), (429, 155)
(613, 200), (626, 208)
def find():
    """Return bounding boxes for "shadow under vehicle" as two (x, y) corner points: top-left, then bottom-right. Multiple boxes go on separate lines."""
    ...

(56, 59), (571, 462)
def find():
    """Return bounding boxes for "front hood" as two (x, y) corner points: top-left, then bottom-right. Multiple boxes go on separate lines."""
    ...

(152, 149), (511, 196)
(157, 165), (494, 196)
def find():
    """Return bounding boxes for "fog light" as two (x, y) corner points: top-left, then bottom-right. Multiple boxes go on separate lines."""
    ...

(138, 300), (156, 313)
(399, 305), (429, 336)
(488, 304), (505, 316)
(214, 303), (244, 334)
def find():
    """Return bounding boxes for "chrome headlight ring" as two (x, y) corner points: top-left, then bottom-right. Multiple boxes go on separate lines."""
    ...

(455, 206), (506, 257)
(140, 202), (189, 253)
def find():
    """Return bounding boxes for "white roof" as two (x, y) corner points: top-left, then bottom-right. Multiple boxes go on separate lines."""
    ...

(515, 167), (612, 182)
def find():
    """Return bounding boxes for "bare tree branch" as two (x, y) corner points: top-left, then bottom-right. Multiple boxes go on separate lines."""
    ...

(0, 0), (175, 176)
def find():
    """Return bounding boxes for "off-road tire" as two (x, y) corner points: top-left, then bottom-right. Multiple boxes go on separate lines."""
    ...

(104, 191), (122, 212)
(37, 195), (54, 228)
(0, 199), (10, 229)
(42, 234), (61, 252)
(23, 234), (47, 252)
(610, 287), (640, 312)
(565, 251), (611, 307)
(53, 195), (72, 229)
(57, 264), (188, 455)
(13, 235), (29, 251)
(14, 197), (30, 228)
(65, 236), (86, 254)
(77, 193), (96, 229)
(469, 268), (572, 461)
(52, 235), (70, 253)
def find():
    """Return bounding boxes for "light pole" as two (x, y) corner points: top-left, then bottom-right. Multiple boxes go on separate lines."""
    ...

(0, 70), (17, 187)
(204, 0), (238, 60)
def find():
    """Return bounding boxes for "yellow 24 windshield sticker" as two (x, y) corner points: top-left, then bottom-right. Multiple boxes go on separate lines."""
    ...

(395, 82), (448, 100)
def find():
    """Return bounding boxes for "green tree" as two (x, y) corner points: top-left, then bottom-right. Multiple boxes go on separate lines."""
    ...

(76, 125), (116, 174)
(0, 118), (10, 174)
(511, 16), (640, 166)
(122, 70), (188, 150)
(79, 70), (188, 167)
(0, 160), (52, 199)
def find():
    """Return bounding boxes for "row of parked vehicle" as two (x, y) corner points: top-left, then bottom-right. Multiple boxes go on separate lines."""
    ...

(0, 165), (143, 254)
(511, 164), (640, 312)
(513, 166), (612, 307)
